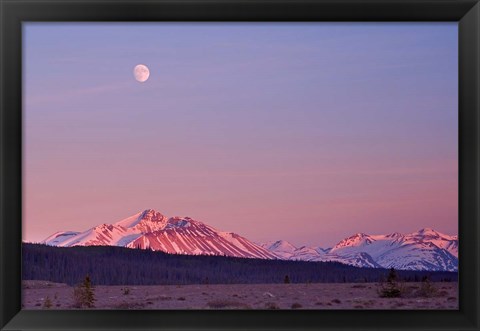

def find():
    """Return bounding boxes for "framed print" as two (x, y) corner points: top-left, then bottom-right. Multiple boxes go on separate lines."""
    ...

(1, 0), (479, 330)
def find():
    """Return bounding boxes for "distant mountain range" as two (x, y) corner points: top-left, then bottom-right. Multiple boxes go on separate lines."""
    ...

(261, 228), (458, 272)
(40, 209), (458, 272)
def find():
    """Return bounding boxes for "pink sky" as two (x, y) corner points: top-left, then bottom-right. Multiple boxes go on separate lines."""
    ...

(23, 23), (458, 247)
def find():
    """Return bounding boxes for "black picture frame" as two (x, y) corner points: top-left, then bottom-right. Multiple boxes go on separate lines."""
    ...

(1, 0), (479, 330)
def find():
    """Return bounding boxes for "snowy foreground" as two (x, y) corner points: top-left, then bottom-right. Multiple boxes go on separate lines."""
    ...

(23, 281), (458, 310)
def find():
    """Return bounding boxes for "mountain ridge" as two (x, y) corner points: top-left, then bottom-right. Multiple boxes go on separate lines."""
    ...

(40, 208), (458, 272)
(264, 229), (458, 272)
(42, 209), (276, 259)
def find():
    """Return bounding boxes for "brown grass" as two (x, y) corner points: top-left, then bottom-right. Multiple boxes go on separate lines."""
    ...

(207, 299), (251, 309)
(22, 281), (458, 310)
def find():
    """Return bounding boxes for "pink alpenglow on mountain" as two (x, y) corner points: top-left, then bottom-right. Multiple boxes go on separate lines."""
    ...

(265, 229), (458, 272)
(42, 209), (276, 259)
(42, 209), (458, 272)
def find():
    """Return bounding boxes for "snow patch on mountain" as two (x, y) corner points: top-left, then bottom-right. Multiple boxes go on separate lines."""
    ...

(41, 231), (81, 246)
(40, 210), (457, 272)
(42, 209), (276, 260)
(260, 240), (297, 259)
(264, 228), (458, 272)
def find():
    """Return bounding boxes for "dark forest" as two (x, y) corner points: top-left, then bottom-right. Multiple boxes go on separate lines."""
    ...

(22, 243), (458, 286)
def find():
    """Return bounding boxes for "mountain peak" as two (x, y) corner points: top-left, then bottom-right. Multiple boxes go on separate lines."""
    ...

(139, 209), (165, 222)
(42, 209), (275, 259)
(130, 209), (169, 233)
(346, 232), (372, 242)
(331, 232), (374, 250)
(353, 232), (368, 238)
(418, 227), (436, 233)
(414, 228), (443, 238)
(271, 240), (296, 250)
(385, 232), (403, 238)
(260, 240), (297, 259)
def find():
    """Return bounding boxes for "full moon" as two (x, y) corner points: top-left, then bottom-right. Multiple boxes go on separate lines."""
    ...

(134, 64), (150, 83)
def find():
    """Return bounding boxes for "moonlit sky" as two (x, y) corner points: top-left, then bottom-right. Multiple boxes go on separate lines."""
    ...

(23, 23), (458, 247)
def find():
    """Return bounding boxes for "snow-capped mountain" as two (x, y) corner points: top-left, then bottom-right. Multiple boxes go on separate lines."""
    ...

(42, 209), (276, 259)
(41, 209), (458, 272)
(264, 229), (458, 272)
(260, 240), (297, 259)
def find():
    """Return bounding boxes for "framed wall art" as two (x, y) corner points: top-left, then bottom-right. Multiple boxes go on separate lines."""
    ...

(1, 0), (479, 330)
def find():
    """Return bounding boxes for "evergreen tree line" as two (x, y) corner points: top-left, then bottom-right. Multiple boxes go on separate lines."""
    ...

(22, 243), (457, 286)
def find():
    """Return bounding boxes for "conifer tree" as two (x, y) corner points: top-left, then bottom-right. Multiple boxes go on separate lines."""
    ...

(73, 275), (95, 308)
(83, 275), (95, 307)
(387, 268), (397, 283)
(379, 268), (402, 298)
